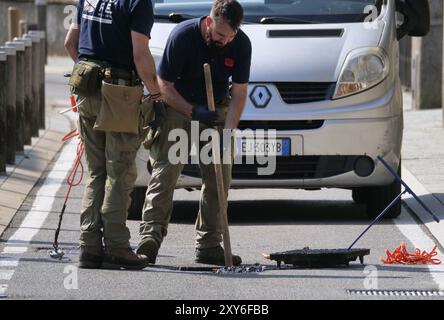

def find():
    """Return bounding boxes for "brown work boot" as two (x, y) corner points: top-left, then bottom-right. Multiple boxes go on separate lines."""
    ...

(195, 246), (242, 266)
(102, 247), (150, 270)
(78, 245), (104, 269)
(136, 238), (159, 264)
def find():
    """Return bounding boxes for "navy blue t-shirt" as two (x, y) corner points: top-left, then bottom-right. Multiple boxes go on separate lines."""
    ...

(76, 0), (154, 70)
(158, 17), (252, 105)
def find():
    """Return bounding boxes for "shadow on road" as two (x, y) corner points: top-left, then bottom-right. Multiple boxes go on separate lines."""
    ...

(170, 199), (387, 225)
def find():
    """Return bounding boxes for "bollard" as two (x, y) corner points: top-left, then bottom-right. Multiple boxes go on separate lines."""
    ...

(24, 33), (40, 138)
(0, 52), (7, 173)
(35, 0), (47, 64)
(0, 45), (17, 165)
(29, 31), (46, 129)
(9, 40), (26, 153)
(8, 7), (21, 42)
(20, 20), (27, 37)
(14, 37), (33, 145)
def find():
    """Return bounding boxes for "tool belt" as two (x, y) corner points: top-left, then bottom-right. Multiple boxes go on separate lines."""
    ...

(68, 59), (104, 96)
(69, 56), (141, 96)
(103, 65), (141, 86)
(70, 57), (143, 134)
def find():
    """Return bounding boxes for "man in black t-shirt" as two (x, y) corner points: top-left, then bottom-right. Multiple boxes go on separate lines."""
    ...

(64, 0), (162, 270)
(137, 0), (252, 266)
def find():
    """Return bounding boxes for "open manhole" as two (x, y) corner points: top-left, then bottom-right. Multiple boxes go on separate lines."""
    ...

(347, 289), (444, 297)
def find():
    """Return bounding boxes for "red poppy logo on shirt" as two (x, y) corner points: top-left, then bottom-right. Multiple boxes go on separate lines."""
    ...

(225, 58), (235, 68)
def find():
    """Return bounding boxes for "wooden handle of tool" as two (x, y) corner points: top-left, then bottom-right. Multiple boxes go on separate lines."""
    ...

(203, 63), (233, 267)
(204, 63), (217, 112)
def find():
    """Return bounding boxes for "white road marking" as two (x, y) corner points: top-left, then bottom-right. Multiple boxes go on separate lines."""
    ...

(0, 259), (19, 267)
(395, 209), (444, 290)
(0, 270), (14, 281)
(1, 247), (28, 254)
(5, 140), (77, 247)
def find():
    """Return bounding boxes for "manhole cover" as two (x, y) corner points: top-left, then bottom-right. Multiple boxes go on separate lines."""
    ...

(347, 289), (444, 297)
(269, 248), (370, 268)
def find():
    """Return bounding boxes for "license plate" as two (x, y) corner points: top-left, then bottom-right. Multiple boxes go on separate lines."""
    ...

(235, 138), (291, 156)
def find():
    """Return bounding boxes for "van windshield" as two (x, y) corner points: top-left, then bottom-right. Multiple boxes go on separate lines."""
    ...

(153, 0), (383, 24)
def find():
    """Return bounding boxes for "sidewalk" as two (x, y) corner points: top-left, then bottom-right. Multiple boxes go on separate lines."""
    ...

(401, 91), (444, 246)
(1, 56), (443, 245)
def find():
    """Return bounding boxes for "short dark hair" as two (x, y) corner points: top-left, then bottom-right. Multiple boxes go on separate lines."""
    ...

(210, 0), (244, 31)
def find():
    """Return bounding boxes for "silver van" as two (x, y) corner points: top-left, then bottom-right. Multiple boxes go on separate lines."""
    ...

(129, 0), (430, 219)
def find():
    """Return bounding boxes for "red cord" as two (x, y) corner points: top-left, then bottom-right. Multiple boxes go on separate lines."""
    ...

(62, 129), (85, 202)
(382, 242), (441, 265)
(62, 128), (79, 142)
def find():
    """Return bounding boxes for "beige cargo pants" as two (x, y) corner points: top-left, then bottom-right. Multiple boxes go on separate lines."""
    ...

(139, 101), (231, 249)
(78, 90), (142, 249)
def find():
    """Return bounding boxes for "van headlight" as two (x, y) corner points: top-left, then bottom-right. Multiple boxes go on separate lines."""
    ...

(333, 48), (389, 99)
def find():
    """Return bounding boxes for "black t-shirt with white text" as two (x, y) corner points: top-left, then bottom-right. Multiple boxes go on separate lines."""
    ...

(76, 0), (153, 70)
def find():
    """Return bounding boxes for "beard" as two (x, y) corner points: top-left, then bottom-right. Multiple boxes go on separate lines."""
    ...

(204, 28), (231, 54)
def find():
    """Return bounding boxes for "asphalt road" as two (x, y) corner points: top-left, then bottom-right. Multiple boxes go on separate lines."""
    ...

(1, 140), (444, 301)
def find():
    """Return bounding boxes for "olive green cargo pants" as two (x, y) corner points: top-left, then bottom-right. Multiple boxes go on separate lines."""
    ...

(78, 90), (141, 249)
(139, 102), (231, 249)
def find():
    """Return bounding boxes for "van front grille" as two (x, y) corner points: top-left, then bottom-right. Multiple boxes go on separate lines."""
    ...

(181, 156), (360, 180)
(273, 82), (335, 104)
(237, 120), (324, 131)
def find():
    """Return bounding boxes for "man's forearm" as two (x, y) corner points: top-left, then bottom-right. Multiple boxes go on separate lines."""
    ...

(160, 83), (193, 118)
(225, 94), (246, 130)
(64, 26), (79, 62)
(67, 46), (78, 62)
(134, 51), (161, 95)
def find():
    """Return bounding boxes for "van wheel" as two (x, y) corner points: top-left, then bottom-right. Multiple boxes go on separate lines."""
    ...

(352, 188), (368, 204)
(364, 164), (402, 219)
(128, 187), (147, 221)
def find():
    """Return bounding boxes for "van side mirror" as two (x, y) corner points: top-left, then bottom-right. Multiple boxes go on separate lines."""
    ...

(396, 0), (430, 40)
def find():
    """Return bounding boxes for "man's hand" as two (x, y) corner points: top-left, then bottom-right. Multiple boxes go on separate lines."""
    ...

(191, 105), (218, 127)
(149, 101), (166, 130)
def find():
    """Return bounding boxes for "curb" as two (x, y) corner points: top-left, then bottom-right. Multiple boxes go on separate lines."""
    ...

(0, 109), (73, 238)
(401, 165), (444, 247)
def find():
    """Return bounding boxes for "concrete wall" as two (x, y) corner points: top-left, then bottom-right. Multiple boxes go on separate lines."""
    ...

(411, 0), (443, 110)
(0, 0), (75, 56)
(399, 36), (412, 89)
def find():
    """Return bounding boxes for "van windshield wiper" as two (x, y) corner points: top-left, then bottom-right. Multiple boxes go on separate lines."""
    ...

(154, 13), (196, 23)
(259, 16), (317, 24)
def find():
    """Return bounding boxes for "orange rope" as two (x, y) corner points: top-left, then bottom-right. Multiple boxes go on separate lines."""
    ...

(382, 242), (441, 265)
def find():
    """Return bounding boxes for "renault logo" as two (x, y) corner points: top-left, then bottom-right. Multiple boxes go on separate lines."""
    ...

(250, 85), (272, 108)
